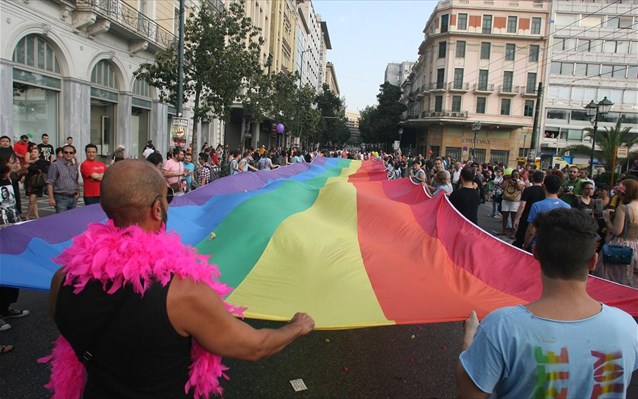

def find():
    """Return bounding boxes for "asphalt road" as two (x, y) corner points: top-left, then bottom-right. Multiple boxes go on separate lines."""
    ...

(1, 197), (637, 398)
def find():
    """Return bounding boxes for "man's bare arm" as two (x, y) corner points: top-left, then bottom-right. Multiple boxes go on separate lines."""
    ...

(168, 277), (314, 361)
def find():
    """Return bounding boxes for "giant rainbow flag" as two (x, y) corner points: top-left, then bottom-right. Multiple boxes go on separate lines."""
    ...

(1, 157), (636, 328)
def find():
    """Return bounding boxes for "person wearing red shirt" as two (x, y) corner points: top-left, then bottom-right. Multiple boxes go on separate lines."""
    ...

(80, 144), (106, 205)
(13, 135), (30, 165)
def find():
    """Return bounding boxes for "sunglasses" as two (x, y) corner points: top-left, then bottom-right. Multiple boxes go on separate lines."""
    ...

(63, 151), (75, 154)
(151, 186), (174, 206)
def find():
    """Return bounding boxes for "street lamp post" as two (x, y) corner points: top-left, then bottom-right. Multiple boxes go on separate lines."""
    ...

(471, 121), (481, 162)
(585, 96), (613, 177)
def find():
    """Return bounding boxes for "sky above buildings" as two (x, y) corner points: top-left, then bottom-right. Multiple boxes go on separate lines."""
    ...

(314, 0), (437, 114)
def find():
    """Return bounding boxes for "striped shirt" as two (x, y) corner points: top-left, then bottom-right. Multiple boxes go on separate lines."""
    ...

(47, 160), (79, 195)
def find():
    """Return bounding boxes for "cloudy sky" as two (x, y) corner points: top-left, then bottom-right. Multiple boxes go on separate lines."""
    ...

(314, 0), (438, 113)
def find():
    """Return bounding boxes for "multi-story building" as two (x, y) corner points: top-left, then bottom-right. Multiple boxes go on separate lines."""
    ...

(345, 111), (361, 145)
(401, 0), (550, 165)
(325, 62), (340, 96)
(296, 0), (324, 90)
(1, 0), (209, 161)
(385, 62), (415, 87)
(540, 0), (638, 163)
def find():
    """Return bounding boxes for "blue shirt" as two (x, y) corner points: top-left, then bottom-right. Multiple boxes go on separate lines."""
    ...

(528, 198), (571, 223)
(460, 305), (638, 398)
(182, 162), (194, 185)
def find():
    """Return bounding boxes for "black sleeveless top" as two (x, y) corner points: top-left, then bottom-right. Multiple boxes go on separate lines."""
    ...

(55, 277), (192, 399)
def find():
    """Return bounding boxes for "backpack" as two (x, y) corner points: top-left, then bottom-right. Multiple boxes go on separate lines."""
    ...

(503, 181), (519, 201)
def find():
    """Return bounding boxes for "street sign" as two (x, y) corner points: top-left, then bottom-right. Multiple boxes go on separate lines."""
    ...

(617, 146), (628, 159)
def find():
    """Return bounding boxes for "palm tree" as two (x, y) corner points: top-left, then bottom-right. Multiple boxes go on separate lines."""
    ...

(562, 119), (636, 171)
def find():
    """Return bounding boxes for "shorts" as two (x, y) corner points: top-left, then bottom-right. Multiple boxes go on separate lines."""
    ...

(501, 200), (520, 213)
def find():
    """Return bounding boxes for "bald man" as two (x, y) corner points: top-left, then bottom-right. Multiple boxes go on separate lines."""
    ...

(46, 160), (314, 399)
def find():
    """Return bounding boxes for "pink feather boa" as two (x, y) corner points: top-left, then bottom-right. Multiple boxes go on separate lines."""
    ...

(38, 220), (243, 398)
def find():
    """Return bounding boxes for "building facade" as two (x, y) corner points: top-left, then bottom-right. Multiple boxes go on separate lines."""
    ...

(385, 62), (415, 87)
(401, 0), (550, 166)
(540, 0), (638, 164)
(325, 62), (340, 96)
(345, 111), (361, 145)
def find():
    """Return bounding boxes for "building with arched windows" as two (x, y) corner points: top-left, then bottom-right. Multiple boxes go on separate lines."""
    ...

(1, 0), (183, 162)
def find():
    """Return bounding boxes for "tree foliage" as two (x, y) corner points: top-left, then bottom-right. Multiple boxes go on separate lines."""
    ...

(358, 82), (406, 149)
(314, 84), (350, 146)
(135, 1), (265, 148)
(562, 119), (636, 170)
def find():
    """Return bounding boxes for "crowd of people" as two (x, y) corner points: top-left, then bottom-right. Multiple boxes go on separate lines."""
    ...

(383, 151), (638, 289)
(0, 138), (636, 397)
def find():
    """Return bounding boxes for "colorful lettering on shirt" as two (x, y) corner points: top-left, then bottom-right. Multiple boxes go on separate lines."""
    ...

(590, 351), (625, 398)
(534, 347), (569, 399)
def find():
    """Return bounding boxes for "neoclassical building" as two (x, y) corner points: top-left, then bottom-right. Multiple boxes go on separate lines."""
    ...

(0, 0), (200, 161)
(401, 0), (550, 165)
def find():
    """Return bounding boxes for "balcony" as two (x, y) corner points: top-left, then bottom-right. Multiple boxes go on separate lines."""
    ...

(498, 85), (519, 96)
(75, 0), (176, 52)
(520, 86), (538, 96)
(421, 110), (469, 119)
(448, 82), (470, 92)
(426, 82), (446, 92)
(473, 83), (494, 93)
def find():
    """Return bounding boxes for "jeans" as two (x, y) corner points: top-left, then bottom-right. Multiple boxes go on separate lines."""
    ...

(54, 195), (77, 213)
(84, 196), (100, 205)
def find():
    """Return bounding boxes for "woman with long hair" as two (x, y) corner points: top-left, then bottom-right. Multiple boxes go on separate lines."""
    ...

(597, 179), (638, 287)
(25, 146), (48, 220)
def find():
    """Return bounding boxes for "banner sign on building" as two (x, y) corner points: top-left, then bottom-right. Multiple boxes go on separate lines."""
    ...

(171, 117), (189, 148)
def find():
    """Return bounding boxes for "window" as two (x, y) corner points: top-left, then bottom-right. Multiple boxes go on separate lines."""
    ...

(505, 44), (516, 61)
(601, 64), (613, 77)
(500, 99), (511, 115)
(490, 150), (509, 165)
(577, 39), (590, 52)
(627, 66), (638, 79)
(529, 45), (539, 62)
(561, 63), (574, 75)
(617, 41), (629, 54)
(526, 73), (537, 94)
(434, 95), (443, 112)
(173, 7), (180, 35)
(441, 14), (449, 33)
(603, 41), (616, 53)
(547, 109), (568, 120)
(438, 41), (447, 58)
(456, 41), (466, 58)
(550, 62), (561, 74)
(524, 100), (534, 117)
(607, 17), (620, 28)
(453, 68), (464, 89)
(476, 97), (487, 114)
(478, 70), (489, 91)
(590, 40), (603, 53)
(480, 42), (491, 60)
(436, 68), (445, 89)
(612, 65), (626, 78)
(452, 96), (462, 112)
(531, 17), (541, 34)
(457, 13), (467, 30)
(503, 71), (513, 92)
(571, 110), (590, 121)
(574, 63), (587, 76)
(482, 15), (492, 34)
(587, 64), (599, 76)
(507, 16), (517, 33)
(561, 38), (577, 51)
(619, 16), (633, 29)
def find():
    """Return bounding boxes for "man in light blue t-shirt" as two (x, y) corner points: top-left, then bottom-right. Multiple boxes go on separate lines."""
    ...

(456, 208), (638, 399)
(523, 173), (571, 250)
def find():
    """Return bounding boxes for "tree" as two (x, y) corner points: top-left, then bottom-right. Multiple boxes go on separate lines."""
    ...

(358, 83), (406, 150)
(562, 119), (636, 171)
(314, 84), (350, 147)
(135, 1), (265, 150)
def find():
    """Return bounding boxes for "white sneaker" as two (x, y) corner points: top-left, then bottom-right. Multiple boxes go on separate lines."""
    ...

(0, 319), (11, 332)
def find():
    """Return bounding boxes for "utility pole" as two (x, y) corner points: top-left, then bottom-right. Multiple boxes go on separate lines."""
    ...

(176, 0), (185, 117)
(529, 82), (543, 158)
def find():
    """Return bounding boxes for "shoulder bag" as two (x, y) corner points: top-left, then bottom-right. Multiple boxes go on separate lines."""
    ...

(602, 205), (634, 265)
